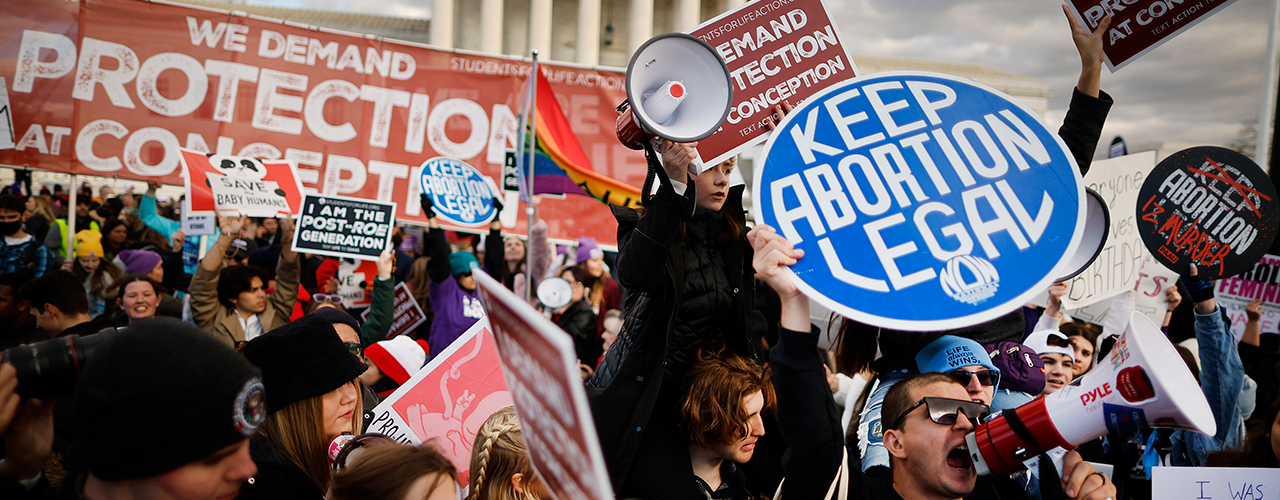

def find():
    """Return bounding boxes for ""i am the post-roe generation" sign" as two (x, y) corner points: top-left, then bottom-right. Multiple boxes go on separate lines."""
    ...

(753, 72), (1085, 331)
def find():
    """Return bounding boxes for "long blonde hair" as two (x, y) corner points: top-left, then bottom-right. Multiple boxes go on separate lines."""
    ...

(467, 406), (540, 500)
(27, 195), (55, 222)
(258, 380), (363, 490)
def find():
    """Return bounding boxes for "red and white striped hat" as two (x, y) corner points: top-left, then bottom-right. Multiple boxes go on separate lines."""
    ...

(364, 336), (430, 385)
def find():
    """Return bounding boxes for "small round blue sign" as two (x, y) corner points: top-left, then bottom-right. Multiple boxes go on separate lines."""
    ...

(753, 72), (1084, 331)
(419, 157), (499, 226)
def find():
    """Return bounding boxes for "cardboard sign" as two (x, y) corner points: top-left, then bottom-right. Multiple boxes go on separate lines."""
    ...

(1060, 152), (1158, 309)
(1216, 254), (1280, 339)
(368, 318), (513, 488)
(293, 194), (396, 261)
(419, 157), (500, 227)
(361, 282), (428, 339)
(0, 78), (13, 150)
(1064, 257), (1179, 328)
(1066, 0), (1242, 71)
(1136, 146), (1278, 280)
(473, 269), (612, 500)
(1151, 466), (1277, 499)
(753, 72), (1085, 331)
(179, 148), (304, 218)
(336, 259), (378, 308)
(688, 0), (856, 167)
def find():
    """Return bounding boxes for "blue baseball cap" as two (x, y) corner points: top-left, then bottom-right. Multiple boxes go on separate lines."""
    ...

(916, 335), (1000, 386)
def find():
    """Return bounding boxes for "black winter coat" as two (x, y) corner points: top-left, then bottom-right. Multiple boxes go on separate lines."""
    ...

(557, 298), (600, 367)
(238, 435), (324, 500)
(587, 177), (757, 497)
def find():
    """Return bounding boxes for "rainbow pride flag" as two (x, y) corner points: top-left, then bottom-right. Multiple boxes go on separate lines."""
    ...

(520, 69), (642, 209)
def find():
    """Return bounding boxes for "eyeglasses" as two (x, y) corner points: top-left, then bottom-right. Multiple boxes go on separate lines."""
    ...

(329, 433), (399, 470)
(947, 368), (1000, 388)
(889, 397), (989, 431)
(458, 271), (473, 278)
(343, 342), (363, 358)
(313, 293), (341, 303)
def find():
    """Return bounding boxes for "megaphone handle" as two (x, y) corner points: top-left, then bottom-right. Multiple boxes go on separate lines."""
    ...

(687, 150), (709, 177)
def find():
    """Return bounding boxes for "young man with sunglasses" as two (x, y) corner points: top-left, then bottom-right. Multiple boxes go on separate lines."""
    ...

(750, 224), (1115, 500)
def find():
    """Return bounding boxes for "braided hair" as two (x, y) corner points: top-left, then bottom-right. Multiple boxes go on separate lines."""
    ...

(467, 406), (541, 500)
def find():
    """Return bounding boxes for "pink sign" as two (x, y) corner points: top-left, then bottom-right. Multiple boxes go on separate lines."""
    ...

(368, 318), (513, 487)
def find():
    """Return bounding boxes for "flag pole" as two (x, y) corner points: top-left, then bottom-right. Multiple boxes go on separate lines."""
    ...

(525, 49), (539, 303)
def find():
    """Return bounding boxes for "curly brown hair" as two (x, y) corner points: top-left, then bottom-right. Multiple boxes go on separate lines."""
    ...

(678, 344), (776, 447)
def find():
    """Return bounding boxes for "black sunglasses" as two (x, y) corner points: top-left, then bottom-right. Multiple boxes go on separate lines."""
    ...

(947, 368), (1000, 388)
(458, 271), (473, 278)
(1044, 333), (1072, 348)
(889, 397), (989, 431)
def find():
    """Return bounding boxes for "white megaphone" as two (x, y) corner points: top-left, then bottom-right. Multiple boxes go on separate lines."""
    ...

(615, 33), (733, 177)
(1056, 187), (1111, 282)
(965, 311), (1215, 476)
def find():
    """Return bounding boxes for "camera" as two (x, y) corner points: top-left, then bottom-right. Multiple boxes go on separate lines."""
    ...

(0, 330), (116, 398)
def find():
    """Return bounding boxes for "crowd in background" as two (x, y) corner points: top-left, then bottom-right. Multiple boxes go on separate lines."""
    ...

(0, 8), (1276, 500)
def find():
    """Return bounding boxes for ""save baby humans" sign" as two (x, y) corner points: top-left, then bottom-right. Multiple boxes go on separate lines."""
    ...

(753, 72), (1085, 331)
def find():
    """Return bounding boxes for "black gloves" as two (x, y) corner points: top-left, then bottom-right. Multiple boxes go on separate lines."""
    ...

(420, 194), (436, 219)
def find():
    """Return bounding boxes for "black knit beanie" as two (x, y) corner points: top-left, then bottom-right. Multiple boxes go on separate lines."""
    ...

(75, 318), (265, 481)
(309, 306), (361, 335)
(242, 314), (367, 413)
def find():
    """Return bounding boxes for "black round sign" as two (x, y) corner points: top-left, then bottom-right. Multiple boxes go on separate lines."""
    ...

(1136, 146), (1279, 279)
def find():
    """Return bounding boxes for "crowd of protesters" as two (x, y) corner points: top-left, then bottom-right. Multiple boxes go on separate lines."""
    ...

(0, 7), (1277, 500)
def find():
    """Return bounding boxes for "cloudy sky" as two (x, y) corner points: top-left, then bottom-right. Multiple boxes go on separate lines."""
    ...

(242, 0), (1271, 157)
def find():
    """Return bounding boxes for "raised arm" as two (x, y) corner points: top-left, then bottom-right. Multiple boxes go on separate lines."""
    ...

(361, 249), (397, 347)
(421, 195), (451, 284)
(613, 142), (697, 292)
(1057, 5), (1113, 175)
(750, 224), (844, 499)
(1180, 264), (1245, 464)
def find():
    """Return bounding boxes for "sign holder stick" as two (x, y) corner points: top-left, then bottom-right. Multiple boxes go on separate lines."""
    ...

(66, 174), (76, 259)
(1258, 0), (1280, 172)
(524, 49), (540, 303)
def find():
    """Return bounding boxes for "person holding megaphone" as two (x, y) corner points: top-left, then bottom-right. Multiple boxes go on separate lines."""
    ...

(748, 222), (1117, 500)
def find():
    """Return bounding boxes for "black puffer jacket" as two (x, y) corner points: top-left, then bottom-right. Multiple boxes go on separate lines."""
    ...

(588, 176), (757, 497)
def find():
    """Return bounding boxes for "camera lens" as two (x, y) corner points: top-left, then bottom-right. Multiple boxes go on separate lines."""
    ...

(0, 333), (114, 398)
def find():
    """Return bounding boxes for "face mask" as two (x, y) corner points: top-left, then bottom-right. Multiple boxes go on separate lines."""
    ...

(0, 220), (21, 236)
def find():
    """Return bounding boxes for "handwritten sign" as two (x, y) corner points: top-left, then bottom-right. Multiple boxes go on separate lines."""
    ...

(753, 72), (1085, 331)
(1063, 256), (1178, 328)
(361, 282), (428, 339)
(1066, 0), (1243, 71)
(179, 148), (304, 218)
(293, 194), (396, 261)
(368, 318), (512, 488)
(474, 268), (612, 500)
(688, 0), (856, 167)
(1060, 152), (1157, 309)
(1216, 254), (1280, 339)
(1151, 466), (1277, 500)
(1136, 146), (1279, 280)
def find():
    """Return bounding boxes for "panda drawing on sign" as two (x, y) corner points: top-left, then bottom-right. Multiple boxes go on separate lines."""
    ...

(204, 154), (291, 217)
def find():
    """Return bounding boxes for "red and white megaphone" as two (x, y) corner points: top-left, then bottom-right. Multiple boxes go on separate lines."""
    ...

(965, 311), (1215, 476)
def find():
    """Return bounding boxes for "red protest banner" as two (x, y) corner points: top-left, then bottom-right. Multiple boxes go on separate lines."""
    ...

(180, 149), (304, 218)
(362, 282), (428, 339)
(368, 318), (513, 487)
(0, 0), (636, 245)
(688, 0), (856, 166)
(1065, 0), (1242, 71)
(474, 269), (612, 500)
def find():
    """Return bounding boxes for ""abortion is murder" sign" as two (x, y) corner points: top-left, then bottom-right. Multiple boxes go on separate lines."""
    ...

(753, 72), (1086, 331)
(1136, 146), (1278, 280)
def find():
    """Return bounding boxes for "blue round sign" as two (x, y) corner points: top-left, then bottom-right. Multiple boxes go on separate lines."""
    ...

(419, 157), (499, 226)
(753, 72), (1084, 331)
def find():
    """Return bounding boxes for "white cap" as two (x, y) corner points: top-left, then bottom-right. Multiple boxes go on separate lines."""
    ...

(1023, 329), (1075, 358)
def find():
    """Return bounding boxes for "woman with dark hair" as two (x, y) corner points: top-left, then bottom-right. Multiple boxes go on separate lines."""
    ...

(1207, 398), (1280, 468)
(329, 441), (458, 500)
(114, 274), (162, 324)
(240, 314), (367, 498)
(554, 266), (599, 368)
(99, 218), (130, 262)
